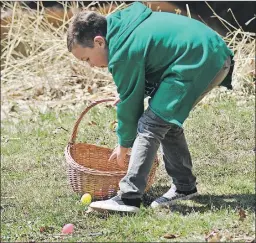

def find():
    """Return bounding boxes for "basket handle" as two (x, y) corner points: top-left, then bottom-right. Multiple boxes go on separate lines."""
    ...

(69, 98), (115, 144)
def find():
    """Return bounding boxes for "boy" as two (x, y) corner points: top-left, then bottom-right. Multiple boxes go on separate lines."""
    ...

(67, 2), (233, 213)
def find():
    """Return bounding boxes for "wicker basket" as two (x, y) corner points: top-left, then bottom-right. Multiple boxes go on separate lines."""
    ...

(65, 98), (159, 200)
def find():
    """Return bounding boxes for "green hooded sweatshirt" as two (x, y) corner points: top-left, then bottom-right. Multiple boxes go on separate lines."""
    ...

(106, 2), (233, 148)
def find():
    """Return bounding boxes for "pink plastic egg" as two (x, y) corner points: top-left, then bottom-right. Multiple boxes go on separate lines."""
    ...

(61, 223), (74, 234)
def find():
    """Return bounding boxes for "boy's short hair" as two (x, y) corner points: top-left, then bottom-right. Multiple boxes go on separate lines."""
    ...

(67, 11), (107, 51)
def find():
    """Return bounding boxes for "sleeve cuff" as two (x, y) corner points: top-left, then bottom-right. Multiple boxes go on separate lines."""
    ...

(118, 136), (135, 148)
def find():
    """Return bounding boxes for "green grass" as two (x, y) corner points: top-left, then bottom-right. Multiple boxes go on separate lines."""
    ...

(1, 94), (255, 242)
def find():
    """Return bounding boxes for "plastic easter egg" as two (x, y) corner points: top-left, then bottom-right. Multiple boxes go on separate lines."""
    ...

(61, 223), (74, 234)
(80, 193), (92, 205)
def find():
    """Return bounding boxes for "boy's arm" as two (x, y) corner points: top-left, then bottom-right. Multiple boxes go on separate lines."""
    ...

(109, 60), (145, 148)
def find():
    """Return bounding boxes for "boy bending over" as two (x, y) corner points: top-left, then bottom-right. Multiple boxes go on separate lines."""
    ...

(67, 2), (233, 213)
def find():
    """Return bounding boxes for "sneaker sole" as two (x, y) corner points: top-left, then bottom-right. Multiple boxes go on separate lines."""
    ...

(90, 202), (140, 213)
(151, 192), (199, 208)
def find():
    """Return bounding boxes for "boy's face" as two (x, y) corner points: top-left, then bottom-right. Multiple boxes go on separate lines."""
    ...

(71, 36), (108, 68)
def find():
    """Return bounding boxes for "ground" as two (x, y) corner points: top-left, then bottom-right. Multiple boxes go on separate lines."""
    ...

(1, 2), (255, 242)
(1, 90), (255, 242)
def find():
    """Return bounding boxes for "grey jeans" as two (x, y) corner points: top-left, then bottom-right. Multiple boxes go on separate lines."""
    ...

(119, 56), (231, 199)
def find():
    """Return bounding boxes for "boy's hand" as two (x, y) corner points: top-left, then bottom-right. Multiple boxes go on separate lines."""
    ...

(109, 145), (129, 169)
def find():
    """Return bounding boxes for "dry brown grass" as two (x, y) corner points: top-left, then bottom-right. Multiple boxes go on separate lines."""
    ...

(1, 1), (255, 120)
(1, 2), (129, 118)
(205, 2), (255, 94)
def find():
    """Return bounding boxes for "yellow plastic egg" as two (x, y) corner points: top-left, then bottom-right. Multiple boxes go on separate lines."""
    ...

(80, 193), (92, 205)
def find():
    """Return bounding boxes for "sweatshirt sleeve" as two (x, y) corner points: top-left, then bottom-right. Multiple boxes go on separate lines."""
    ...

(109, 60), (145, 148)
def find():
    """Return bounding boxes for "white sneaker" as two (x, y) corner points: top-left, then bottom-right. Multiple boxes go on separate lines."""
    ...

(90, 195), (141, 213)
(151, 185), (198, 208)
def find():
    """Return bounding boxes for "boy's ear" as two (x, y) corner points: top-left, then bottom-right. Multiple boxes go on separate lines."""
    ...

(94, 36), (106, 48)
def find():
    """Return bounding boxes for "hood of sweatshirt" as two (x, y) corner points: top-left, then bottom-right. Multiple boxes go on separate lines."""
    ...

(106, 2), (152, 63)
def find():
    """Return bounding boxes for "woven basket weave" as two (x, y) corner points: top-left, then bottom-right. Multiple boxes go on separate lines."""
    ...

(64, 98), (159, 200)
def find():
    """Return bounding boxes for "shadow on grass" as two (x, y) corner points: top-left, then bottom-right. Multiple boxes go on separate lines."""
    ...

(90, 185), (254, 217)
(142, 185), (255, 214)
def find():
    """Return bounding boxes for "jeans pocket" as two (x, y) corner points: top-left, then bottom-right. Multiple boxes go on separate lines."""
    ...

(170, 123), (183, 132)
(138, 108), (171, 135)
(144, 107), (170, 125)
(138, 110), (171, 140)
